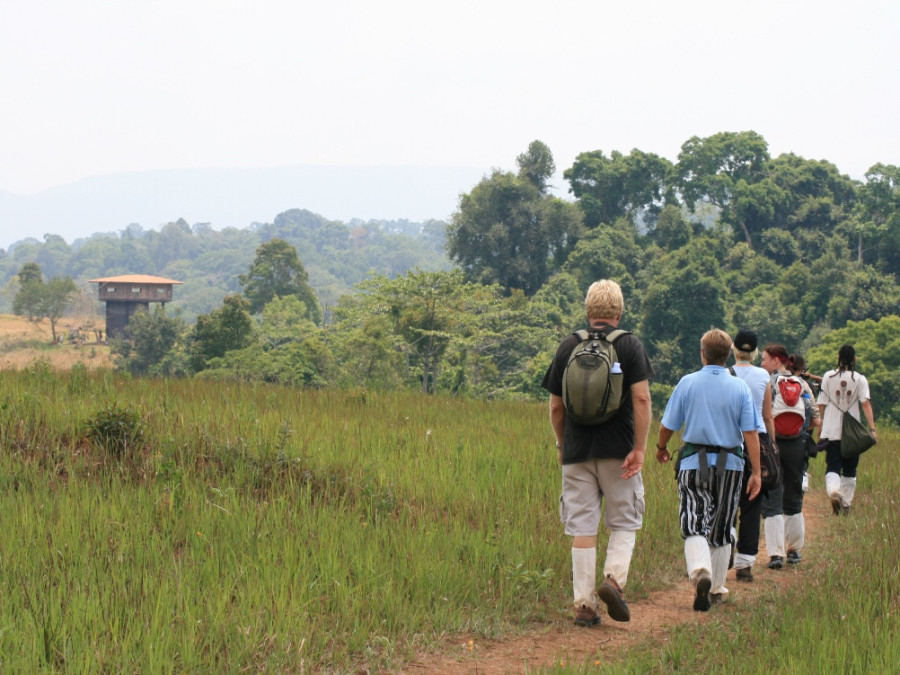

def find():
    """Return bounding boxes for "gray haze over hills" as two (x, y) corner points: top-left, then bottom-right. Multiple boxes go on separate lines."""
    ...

(0, 165), (494, 250)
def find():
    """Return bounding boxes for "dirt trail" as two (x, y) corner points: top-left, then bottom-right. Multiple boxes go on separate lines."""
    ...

(401, 486), (832, 674)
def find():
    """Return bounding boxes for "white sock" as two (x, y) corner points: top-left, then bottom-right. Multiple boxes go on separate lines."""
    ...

(685, 535), (711, 584)
(825, 472), (841, 499)
(710, 545), (731, 594)
(764, 515), (785, 558)
(840, 476), (857, 506)
(784, 513), (805, 553)
(603, 530), (636, 588)
(572, 546), (597, 607)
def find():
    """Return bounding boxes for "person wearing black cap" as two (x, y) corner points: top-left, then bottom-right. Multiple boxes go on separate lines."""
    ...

(728, 330), (775, 583)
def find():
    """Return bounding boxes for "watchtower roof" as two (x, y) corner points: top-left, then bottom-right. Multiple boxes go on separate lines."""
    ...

(89, 274), (183, 285)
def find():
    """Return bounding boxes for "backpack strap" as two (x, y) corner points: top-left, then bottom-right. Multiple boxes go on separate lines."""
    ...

(604, 328), (629, 343)
(576, 327), (629, 343)
(728, 366), (737, 377)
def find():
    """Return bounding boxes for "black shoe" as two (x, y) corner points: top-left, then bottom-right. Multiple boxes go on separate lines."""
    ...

(767, 556), (784, 570)
(736, 567), (754, 582)
(597, 576), (630, 622)
(786, 549), (802, 565)
(841, 504), (852, 516)
(693, 575), (712, 612)
(710, 592), (726, 605)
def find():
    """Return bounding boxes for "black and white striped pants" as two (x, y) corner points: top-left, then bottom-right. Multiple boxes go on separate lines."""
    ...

(677, 467), (744, 547)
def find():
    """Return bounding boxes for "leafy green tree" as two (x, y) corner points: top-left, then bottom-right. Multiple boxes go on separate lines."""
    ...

(112, 305), (187, 376)
(188, 295), (256, 372)
(12, 263), (44, 320)
(565, 148), (674, 228)
(516, 139), (556, 192)
(336, 269), (482, 393)
(447, 157), (583, 296)
(560, 221), (647, 309)
(653, 205), (693, 251)
(12, 263), (78, 342)
(824, 264), (900, 328)
(239, 238), (321, 322)
(41, 277), (79, 343)
(858, 163), (900, 273)
(638, 240), (728, 383)
(329, 299), (404, 390)
(734, 154), (857, 262)
(675, 130), (770, 245)
(197, 295), (331, 387)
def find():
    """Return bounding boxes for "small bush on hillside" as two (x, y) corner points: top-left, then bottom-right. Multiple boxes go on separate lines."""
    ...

(84, 404), (145, 459)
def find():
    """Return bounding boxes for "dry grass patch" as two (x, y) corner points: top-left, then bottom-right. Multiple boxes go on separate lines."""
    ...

(0, 313), (113, 370)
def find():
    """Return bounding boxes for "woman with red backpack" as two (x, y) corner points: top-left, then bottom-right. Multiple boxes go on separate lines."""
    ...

(759, 344), (820, 569)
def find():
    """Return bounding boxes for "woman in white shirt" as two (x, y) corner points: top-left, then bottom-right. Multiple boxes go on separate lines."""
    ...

(816, 344), (878, 516)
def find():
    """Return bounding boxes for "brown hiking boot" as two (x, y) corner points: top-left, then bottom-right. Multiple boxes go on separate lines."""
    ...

(830, 495), (842, 516)
(598, 575), (630, 622)
(736, 567), (754, 582)
(573, 604), (602, 627)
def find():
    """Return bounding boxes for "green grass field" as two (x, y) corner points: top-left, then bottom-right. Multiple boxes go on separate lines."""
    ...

(0, 364), (896, 673)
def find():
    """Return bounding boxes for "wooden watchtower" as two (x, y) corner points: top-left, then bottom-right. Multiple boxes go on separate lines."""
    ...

(89, 274), (183, 339)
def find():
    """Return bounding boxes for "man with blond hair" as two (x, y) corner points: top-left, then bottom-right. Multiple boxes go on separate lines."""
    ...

(656, 329), (761, 611)
(542, 279), (653, 627)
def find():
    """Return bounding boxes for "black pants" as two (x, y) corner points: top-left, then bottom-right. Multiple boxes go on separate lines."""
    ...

(761, 435), (808, 517)
(736, 447), (764, 558)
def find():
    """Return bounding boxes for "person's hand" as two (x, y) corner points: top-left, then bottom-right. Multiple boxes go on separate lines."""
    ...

(621, 448), (644, 479)
(746, 472), (762, 500)
(656, 447), (671, 464)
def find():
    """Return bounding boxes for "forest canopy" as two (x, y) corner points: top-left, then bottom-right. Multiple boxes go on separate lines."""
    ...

(1, 131), (898, 422)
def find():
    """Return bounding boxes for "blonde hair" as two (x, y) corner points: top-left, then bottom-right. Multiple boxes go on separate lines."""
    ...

(701, 329), (733, 366)
(585, 280), (624, 320)
(732, 345), (758, 362)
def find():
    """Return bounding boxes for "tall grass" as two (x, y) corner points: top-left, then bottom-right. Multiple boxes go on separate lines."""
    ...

(0, 366), (894, 672)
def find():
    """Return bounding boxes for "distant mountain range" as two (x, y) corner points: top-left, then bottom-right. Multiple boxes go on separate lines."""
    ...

(0, 165), (492, 249)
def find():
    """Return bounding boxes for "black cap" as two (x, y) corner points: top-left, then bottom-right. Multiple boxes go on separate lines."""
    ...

(734, 330), (757, 352)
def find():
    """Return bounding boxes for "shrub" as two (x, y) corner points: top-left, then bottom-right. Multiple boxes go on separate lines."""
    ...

(84, 404), (145, 459)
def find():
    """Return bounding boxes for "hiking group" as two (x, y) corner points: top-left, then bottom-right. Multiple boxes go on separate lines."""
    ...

(542, 279), (878, 625)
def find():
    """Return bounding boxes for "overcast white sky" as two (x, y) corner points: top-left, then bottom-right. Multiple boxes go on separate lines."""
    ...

(2, 0), (899, 197)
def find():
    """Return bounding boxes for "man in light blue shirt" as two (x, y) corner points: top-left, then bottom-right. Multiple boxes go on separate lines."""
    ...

(655, 329), (761, 611)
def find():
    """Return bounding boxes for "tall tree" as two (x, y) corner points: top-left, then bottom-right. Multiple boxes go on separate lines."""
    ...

(675, 130), (770, 245)
(188, 295), (256, 372)
(516, 139), (556, 192)
(447, 145), (582, 296)
(12, 263), (45, 320)
(858, 163), (900, 272)
(40, 277), (79, 343)
(239, 238), (321, 322)
(565, 148), (674, 228)
(112, 305), (187, 375)
(12, 263), (78, 342)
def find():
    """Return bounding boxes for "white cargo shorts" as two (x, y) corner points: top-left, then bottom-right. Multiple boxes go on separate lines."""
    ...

(560, 458), (645, 536)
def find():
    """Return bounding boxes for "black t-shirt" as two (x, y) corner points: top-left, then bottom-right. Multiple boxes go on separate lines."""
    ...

(541, 324), (654, 463)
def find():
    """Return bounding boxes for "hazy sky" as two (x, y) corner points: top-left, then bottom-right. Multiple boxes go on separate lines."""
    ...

(2, 0), (898, 196)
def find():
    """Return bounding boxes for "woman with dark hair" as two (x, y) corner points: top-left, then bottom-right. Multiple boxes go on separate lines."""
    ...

(759, 344), (820, 568)
(817, 344), (877, 515)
